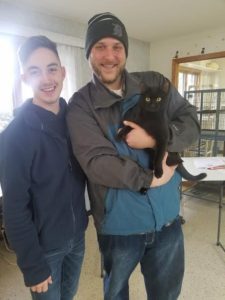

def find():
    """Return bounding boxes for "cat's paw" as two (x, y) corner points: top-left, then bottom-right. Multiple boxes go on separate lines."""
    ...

(154, 169), (163, 178)
(116, 126), (132, 141)
(116, 128), (125, 140)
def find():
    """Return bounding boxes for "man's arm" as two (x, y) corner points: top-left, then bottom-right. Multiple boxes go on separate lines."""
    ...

(67, 93), (177, 191)
(0, 129), (51, 287)
(166, 82), (200, 152)
(67, 96), (155, 192)
(117, 121), (177, 187)
(121, 120), (156, 149)
(30, 276), (52, 293)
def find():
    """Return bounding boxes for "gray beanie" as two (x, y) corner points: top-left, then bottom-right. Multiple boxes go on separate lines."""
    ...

(85, 12), (128, 59)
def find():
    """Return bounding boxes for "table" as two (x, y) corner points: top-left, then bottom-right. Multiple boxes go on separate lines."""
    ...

(182, 157), (225, 251)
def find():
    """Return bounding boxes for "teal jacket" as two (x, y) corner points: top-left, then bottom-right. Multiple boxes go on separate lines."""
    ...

(67, 71), (200, 234)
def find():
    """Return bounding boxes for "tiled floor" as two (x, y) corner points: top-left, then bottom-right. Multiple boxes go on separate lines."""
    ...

(0, 195), (225, 300)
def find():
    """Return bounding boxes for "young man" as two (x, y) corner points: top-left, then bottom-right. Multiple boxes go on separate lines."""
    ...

(0, 36), (88, 300)
(67, 13), (200, 300)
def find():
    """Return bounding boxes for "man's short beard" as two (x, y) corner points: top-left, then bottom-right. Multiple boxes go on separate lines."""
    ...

(90, 59), (126, 88)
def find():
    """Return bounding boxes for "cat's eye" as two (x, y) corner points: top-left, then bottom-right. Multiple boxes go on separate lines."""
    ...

(156, 97), (161, 102)
(145, 97), (151, 102)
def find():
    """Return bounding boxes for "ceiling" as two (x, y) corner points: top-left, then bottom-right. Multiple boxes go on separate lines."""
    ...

(3, 0), (225, 42)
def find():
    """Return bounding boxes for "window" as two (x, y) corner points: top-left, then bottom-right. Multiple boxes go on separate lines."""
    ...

(0, 36), (15, 114)
(0, 36), (15, 131)
(178, 67), (201, 97)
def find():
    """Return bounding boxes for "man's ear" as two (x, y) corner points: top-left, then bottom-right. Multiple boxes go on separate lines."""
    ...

(21, 73), (28, 84)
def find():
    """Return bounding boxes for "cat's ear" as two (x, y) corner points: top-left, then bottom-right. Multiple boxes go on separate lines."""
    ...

(162, 78), (170, 95)
(139, 82), (148, 93)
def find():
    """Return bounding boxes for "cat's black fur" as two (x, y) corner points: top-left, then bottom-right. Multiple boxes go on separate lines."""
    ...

(117, 80), (207, 181)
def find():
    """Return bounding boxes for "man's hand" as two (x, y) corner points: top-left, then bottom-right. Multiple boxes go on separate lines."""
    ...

(150, 153), (177, 187)
(30, 276), (52, 293)
(122, 120), (156, 149)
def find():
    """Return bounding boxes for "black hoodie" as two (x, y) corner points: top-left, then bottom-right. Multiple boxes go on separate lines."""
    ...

(0, 98), (88, 286)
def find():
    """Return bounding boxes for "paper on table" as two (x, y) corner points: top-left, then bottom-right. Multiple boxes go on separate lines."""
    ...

(194, 157), (225, 170)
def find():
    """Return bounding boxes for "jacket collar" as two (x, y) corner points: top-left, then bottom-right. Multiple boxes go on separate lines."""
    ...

(90, 70), (141, 109)
(16, 98), (67, 133)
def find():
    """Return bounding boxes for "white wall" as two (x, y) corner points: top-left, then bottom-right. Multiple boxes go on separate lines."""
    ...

(150, 28), (225, 80)
(0, 2), (85, 40)
(0, 2), (150, 72)
(127, 38), (150, 72)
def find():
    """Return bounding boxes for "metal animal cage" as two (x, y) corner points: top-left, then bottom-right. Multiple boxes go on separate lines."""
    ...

(184, 89), (225, 157)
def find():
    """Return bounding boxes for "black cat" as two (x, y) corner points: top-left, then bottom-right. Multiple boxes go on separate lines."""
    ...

(117, 80), (207, 181)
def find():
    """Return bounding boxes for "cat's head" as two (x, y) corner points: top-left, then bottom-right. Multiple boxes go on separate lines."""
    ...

(139, 79), (170, 112)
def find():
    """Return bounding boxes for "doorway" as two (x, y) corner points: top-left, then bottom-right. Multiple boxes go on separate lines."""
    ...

(172, 51), (225, 157)
(171, 51), (225, 93)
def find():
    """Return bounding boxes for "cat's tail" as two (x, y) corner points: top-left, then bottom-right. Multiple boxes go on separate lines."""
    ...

(177, 163), (207, 181)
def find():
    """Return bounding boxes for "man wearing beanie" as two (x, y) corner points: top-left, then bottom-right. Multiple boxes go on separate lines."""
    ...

(67, 12), (200, 300)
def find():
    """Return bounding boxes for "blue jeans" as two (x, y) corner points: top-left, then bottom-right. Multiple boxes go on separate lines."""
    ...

(98, 218), (184, 300)
(31, 233), (85, 300)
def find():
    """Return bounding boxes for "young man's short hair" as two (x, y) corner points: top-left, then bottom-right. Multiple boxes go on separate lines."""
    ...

(18, 35), (59, 66)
